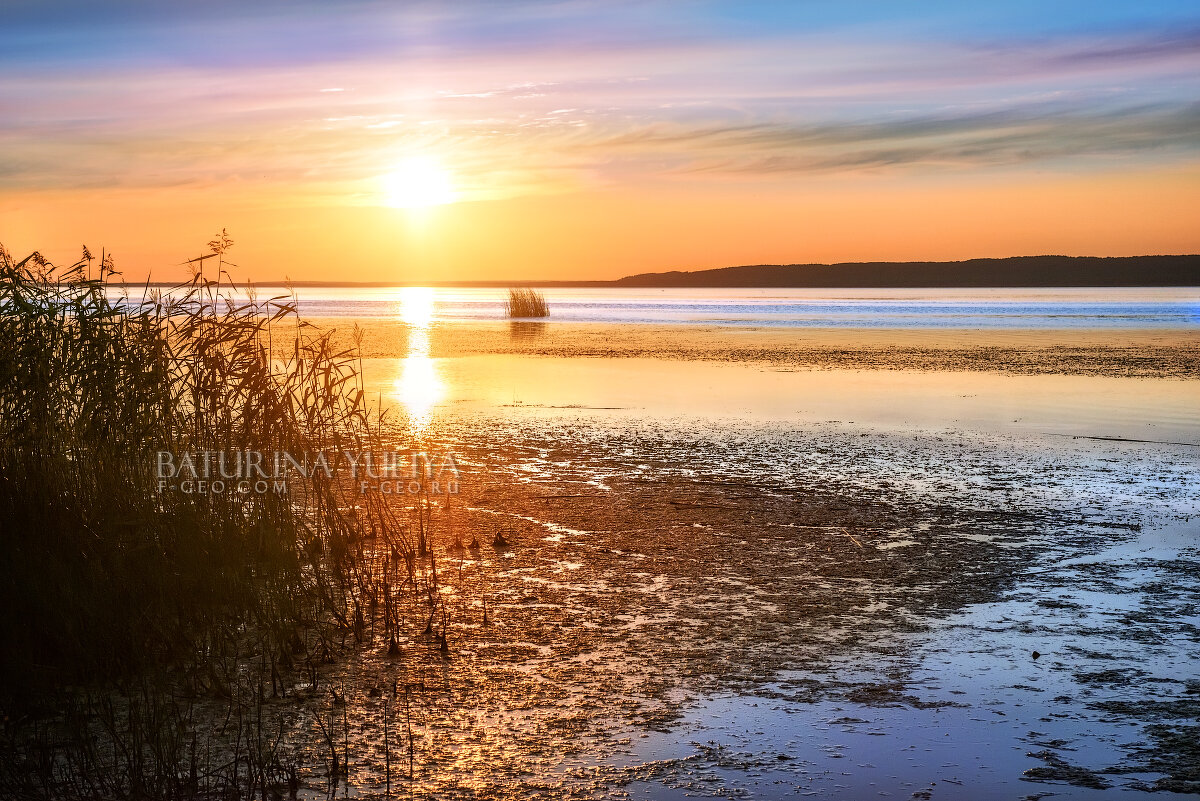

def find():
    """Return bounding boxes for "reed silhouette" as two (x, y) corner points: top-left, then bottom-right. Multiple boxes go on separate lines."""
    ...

(0, 236), (457, 799)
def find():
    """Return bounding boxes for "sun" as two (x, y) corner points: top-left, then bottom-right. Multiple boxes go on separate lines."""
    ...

(382, 156), (456, 209)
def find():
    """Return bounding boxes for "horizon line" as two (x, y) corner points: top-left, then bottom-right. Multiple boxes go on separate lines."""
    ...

(111, 253), (1200, 288)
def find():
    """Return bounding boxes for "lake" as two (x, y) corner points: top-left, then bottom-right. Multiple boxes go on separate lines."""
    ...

(116, 286), (1200, 328)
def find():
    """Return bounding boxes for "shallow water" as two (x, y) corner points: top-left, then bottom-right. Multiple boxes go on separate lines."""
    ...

(115, 286), (1200, 328)
(362, 353), (1200, 445)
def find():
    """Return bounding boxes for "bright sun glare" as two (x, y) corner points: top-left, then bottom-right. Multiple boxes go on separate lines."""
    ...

(394, 287), (443, 433)
(383, 156), (456, 209)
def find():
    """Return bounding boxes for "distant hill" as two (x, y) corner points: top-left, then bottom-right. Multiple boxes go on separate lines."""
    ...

(613, 255), (1200, 288)
(120, 254), (1200, 288)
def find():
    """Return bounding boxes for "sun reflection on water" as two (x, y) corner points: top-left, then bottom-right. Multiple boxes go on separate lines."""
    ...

(394, 287), (442, 433)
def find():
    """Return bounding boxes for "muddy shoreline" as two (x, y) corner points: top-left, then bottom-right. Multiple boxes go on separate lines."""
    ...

(5, 418), (1195, 799)
(4, 322), (1197, 799)
(224, 418), (1198, 798)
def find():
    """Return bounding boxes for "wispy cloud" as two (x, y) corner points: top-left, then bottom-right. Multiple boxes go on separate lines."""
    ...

(0, 4), (1197, 195)
(586, 103), (1200, 174)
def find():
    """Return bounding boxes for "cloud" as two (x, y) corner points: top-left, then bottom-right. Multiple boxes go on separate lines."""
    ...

(0, 8), (1197, 193)
(1041, 27), (1200, 69)
(582, 103), (1200, 175)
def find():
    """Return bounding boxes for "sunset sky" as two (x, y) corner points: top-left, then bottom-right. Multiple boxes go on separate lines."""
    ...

(2, 1), (1198, 283)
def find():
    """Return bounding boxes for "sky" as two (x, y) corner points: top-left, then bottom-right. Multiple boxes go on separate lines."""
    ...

(1, 0), (1198, 283)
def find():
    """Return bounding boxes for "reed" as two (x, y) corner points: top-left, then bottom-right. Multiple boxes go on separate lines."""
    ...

(0, 236), (454, 799)
(505, 287), (549, 318)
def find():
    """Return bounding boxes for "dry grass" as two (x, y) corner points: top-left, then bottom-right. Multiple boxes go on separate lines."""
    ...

(505, 287), (549, 318)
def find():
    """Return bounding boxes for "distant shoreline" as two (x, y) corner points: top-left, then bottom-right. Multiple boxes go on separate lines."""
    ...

(114, 254), (1200, 288)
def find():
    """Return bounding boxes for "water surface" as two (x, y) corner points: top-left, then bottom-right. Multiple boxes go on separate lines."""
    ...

(117, 286), (1200, 328)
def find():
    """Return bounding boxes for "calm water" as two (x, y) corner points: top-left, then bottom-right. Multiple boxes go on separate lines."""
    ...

(122, 286), (1200, 328)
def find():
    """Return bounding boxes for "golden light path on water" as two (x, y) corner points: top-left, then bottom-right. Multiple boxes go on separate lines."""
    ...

(393, 287), (443, 434)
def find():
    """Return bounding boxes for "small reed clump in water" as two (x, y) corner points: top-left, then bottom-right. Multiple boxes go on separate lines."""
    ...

(505, 287), (549, 318)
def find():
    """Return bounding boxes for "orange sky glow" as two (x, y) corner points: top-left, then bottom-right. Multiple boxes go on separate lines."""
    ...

(1, 2), (1197, 283)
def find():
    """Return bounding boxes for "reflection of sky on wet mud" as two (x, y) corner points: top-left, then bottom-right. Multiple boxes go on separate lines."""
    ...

(622, 518), (1200, 800)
